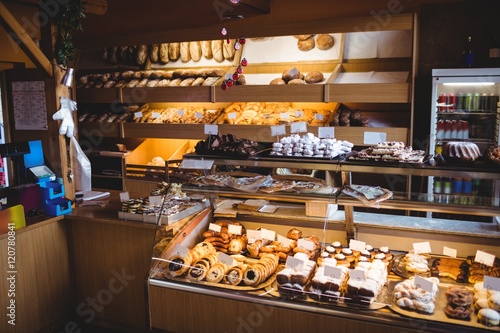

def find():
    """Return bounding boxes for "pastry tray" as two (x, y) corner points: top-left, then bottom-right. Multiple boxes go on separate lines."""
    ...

(388, 281), (500, 331)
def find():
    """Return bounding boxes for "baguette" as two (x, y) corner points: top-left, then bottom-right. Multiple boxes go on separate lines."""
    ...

(169, 42), (180, 61)
(201, 40), (213, 59)
(223, 39), (236, 60)
(180, 42), (191, 62)
(136, 45), (148, 65)
(189, 41), (202, 62)
(159, 43), (169, 63)
(149, 44), (160, 63)
(212, 40), (224, 62)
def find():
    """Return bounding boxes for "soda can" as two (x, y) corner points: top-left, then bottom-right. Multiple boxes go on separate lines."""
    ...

(456, 93), (465, 111)
(448, 93), (456, 111)
(438, 93), (447, 112)
(472, 93), (480, 111)
(465, 93), (472, 111)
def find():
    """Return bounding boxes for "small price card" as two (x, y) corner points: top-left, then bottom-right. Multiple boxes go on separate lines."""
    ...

(413, 241), (432, 254)
(177, 109), (185, 116)
(277, 234), (293, 247)
(228, 224), (242, 235)
(295, 110), (304, 118)
(288, 68), (299, 77)
(225, 73), (232, 80)
(297, 238), (315, 251)
(324, 264), (343, 279)
(119, 191), (130, 202)
(318, 127), (334, 139)
(364, 131), (387, 145)
(134, 111), (142, 119)
(474, 250), (495, 267)
(179, 159), (214, 170)
(349, 239), (366, 252)
(204, 124), (218, 135)
(208, 223), (222, 233)
(218, 252), (235, 266)
(280, 112), (290, 120)
(483, 276), (500, 292)
(314, 113), (324, 121)
(414, 276), (435, 292)
(195, 112), (203, 119)
(285, 255), (304, 271)
(173, 244), (189, 258)
(261, 228), (276, 241)
(151, 111), (161, 119)
(149, 195), (162, 206)
(290, 121), (307, 134)
(271, 125), (286, 136)
(349, 269), (366, 281)
(443, 246), (457, 258)
(246, 229), (261, 244)
(228, 112), (237, 119)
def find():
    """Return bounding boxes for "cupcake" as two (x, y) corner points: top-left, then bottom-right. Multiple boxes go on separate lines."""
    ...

(332, 241), (343, 254)
(334, 253), (350, 267)
(342, 248), (355, 263)
(378, 246), (393, 261)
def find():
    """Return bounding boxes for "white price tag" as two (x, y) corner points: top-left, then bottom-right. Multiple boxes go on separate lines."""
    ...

(149, 195), (162, 206)
(285, 256), (304, 270)
(134, 111), (142, 119)
(271, 125), (286, 136)
(151, 112), (161, 119)
(261, 228), (276, 241)
(177, 109), (185, 116)
(297, 238), (315, 251)
(349, 239), (366, 252)
(314, 113), (324, 121)
(195, 112), (203, 119)
(228, 224), (242, 235)
(364, 131), (387, 145)
(179, 159), (214, 170)
(246, 229), (261, 244)
(208, 223), (222, 233)
(474, 250), (495, 267)
(483, 276), (500, 292)
(318, 127), (334, 139)
(173, 244), (189, 258)
(280, 112), (290, 120)
(295, 110), (304, 117)
(119, 192), (130, 202)
(277, 234), (293, 247)
(218, 252), (235, 266)
(414, 276), (434, 293)
(324, 265), (343, 279)
(413, 241), (432, 254)
(228, 112), (237, 119)
(349, 269), (366, 281)
(289, 68), (299, 77)
(443, 246), (457, 258)
(290, 121), (307, 134)
(204, 124), (218, 135)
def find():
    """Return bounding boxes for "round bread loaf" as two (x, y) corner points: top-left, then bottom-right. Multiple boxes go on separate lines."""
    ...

(298, 37), (315, 51)
(316, 34), (334, 50)
(270, 78), (286, 85)
(305, 71), (324, 84)
(294, 34), (313, 41)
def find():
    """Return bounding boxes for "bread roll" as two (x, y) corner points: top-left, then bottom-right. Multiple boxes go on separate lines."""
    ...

(316, 34), (334, 50)
(168, 42), (180, 61)
(136, 45), (148, 65)
(212, 40), (224, 62)
(149, 44), (160, 63)
(201, 40), (213, 59)
(168, 78), (182, 86)
(270, 78), (286, 85)
(288, 78), (306, 85)
(305, 71), (324, 83)
(180, 78), (195, 86)
(159, 43), (169, 63)
(190, 41), (202, 62)
(191, 77), (205, 86)
(180, 42), (191, 62)
(297, 37), (315, 51)
(223, 39), (236, 60)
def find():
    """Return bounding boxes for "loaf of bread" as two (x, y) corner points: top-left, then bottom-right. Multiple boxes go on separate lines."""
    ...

(223, 39), (236, 60)
(316, 34), (334, 50)
(201, 40), (213, 59)
(294, 35), (313, 41)
(168, 78), (182, 86)
(298, 37), (315, 51)
(136, 45), (148, 65)
(159, 43), (169, 63)
(149, 44), (159, 63)
(212, 40), (224, 62)
(305, 71), (324, 84)
(270, 78), (286, 85)
(168, 42), (180, 61)
(180, 42), (191, 62)
(180, 78), (195, 86)
(190, 41), (202, 62)
(288, 78), (306, 85)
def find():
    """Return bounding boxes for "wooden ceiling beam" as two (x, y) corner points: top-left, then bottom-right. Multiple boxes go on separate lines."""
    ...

(0, 1), (52, 76)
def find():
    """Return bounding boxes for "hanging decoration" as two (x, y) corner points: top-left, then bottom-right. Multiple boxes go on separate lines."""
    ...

(219, 26), (249, 91)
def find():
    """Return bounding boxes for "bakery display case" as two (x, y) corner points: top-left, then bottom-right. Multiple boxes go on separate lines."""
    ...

(427, 68), (500, 220)
(146, 152), (500, 333)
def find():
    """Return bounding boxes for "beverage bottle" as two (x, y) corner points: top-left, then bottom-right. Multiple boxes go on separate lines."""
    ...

(489, 36), (500, 67)
(462, 36), (474, 67)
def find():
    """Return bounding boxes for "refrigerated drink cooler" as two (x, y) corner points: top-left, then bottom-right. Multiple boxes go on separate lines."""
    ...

(427, 68), (500, 221)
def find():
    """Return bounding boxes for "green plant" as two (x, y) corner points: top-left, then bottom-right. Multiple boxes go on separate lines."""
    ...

(54, 0), (86, 67)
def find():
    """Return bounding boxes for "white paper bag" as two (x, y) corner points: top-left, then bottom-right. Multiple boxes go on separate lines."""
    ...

(71, 136), (92, 191)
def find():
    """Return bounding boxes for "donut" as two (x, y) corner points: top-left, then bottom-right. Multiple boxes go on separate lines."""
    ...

(445, 286), (474, 306)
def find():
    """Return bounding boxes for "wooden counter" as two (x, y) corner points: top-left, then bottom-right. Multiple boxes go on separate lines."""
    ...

(65, 192), (156, 332)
